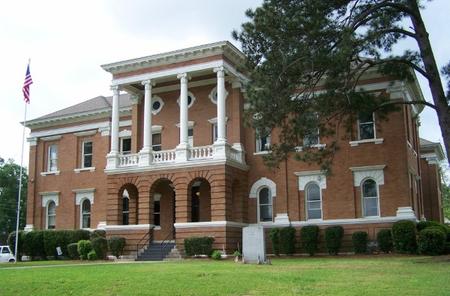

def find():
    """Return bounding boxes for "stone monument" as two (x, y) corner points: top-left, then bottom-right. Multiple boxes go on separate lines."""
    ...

(243, 225), (266, 264)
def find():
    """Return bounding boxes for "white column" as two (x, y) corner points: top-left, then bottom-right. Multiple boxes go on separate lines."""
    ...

(106, 85), (120, 169)
(214, 66), (226, 144)
(142, 80), (153, 151)
(176, 73), (189, 162)
(139, 80), (154, 166)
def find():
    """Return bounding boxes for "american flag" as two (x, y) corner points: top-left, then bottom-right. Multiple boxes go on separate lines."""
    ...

(22, 63), (33, 103)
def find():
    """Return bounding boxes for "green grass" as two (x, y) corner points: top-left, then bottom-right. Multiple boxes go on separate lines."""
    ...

(0, 256), (449, 295)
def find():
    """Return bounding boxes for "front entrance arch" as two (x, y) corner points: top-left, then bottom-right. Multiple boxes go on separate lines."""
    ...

(150, 179), (176, 240)
(188, 178), (211, 222)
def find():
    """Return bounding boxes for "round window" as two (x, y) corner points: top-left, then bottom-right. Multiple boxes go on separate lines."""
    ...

(188, 95), (192, 106)
(152, 100), (161, 111)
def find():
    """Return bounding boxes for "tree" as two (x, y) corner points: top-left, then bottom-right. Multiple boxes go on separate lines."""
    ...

(233, 0), (449, 171)
(0, 159), (27, 244)
(442, 182), (450, 220)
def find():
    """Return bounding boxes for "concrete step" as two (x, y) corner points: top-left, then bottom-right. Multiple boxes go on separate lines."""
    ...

(136, 243), (177, 261)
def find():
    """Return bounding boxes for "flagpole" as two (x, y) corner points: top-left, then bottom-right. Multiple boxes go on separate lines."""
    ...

(14, 61), (30, 262)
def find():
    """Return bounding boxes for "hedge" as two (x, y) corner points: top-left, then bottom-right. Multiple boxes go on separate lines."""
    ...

(280, 227), (296, 255)
(352, 231), (368, 254)
(67, 243), (79, 259)
(23, 230), (45, 259)
(184, 237), (214, 256)
(87, 250), (97, 260)
(325, 226), (344, 255)
(377, 229), (393, 253)
(90, 230), (106, 240)
(269, 228), (281, 256)
(418, 228), (446, 255)
(108, 237), (126, 258)
(91, 237), (108, 260)
(7, 231), (25, 259)
(300, 225), (320, 256)
(417, 221), (441, 232)
(392, 220), (417, 254)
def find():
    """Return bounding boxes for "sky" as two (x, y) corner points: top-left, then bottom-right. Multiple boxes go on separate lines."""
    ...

(0, 0), (448, 178)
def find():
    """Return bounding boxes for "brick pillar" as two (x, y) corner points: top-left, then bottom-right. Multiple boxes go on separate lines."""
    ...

(210, 167), (229, 221)
(106, 178), (121, 225)
(175, 178), (190, 223)
(138, 185), (150, 224)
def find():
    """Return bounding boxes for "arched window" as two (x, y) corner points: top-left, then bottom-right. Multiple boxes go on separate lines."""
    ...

(258, 187), (273, 222)
(81, 199), (91, 229)
(47, 201), (56, 229)
(362, 179), (379, 217)
(122, 190), (130, 225)
(306, 182), (322, 220)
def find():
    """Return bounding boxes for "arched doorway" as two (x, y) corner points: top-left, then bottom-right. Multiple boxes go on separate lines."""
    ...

(188, 178), (211, 222)
(150, 179), (176, 240)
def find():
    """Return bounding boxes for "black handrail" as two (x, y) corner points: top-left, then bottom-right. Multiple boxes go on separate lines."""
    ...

(136, 225), (154, 256)
(160, 227), (175, 260)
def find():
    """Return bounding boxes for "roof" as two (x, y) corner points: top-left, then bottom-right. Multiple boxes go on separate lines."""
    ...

(26, 93), (132, 128)
(420, 138), (445, 161)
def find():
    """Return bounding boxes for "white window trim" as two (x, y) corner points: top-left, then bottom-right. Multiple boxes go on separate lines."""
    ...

(120, 137), (132, 154)
(361, 178), (381, 218)
(80, 198), (92, 229)
(257, 186), (274, 223)
(41, 192), (59, 230)
(177, 91), (196, 108)
(208, 86), (229, 104)
(81, 140), (93, 169)
(73, 188), (95, 205)
(295, 170), (327, 191)
(40, 171), (60, 176)
(305, 181), (323, 221)
(151, 95), (164, 115)
(74, 167), (95, 173)
(295, 144), (326, 152)
(249, 177), (277, 198)
(349, 138), (384, 147)
(175, 121), (195, 128)
(46, 201), (57, 230)
(255, 131), (271, 153)
(119, 129), (132, 138)
(47, 144), (58, 172)
(350, 165), (385, 186)
(152, 132), (162, 151)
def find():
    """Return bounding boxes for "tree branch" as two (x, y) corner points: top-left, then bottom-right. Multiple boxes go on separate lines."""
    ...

(365, 58), (431, 80)
(374, 99), (437, 112)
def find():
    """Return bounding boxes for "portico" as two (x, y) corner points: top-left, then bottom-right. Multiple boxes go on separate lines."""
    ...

(103, 42), (247, 173)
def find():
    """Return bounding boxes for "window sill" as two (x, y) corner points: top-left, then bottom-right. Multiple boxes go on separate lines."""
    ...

(253, 151), (270, 156)
(295, 144), (326, 152)
(74, 167), (96, 173)
(40, 171), (60, 176)
(349, 138), (384, 147)
(153, 226), (162, 230)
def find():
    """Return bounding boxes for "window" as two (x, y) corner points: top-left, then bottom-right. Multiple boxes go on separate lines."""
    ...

(47, 201), (56, 229)
(362, 179), (379, 217)
(120, 138), (131, 155)
(258, 187), (273, 222)
(47, 144), (58, 172)
(358, 112), (375, 140)
(255, 129), (271, 152)
(188, 127), (194, 147)
(152, 96), (164, 115)
(81, 199), (91, 229)
(303, 113), (320, 146)
(153, 194), (161, 226)
(152, 133), (162, 151)
(82, 141), (93, 168)
(177, 91), (196, 108)
(306, 182), (322, 220)
(2, 247), (10, 254)
(212, 123), (218, 143)
(122, 193), (130, 225)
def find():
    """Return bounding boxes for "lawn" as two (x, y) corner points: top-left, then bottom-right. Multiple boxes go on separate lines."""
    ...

(0, 256), (449, 296)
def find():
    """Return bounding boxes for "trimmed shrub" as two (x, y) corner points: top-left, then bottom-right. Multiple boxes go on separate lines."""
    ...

(325, 226), (344, 255)
(211, 250), (222, 260)
(184, 237), (214, 256)
(417, 220), (441, 232)
(90, 230), (106, 240)
(300, 225), (320, 256)
(70, 229), (90, 243)
(418, 228), (446, 255)
(377, 229), (393, 253)
(269, 228), (280, 256)
(91, 237), (108, 260)
(280, 227), (296, 255)
(67, 243), (79, 259)
(77, 240), (92, 260)
(352, 231), (368, 254)
(87, 250), (97, 261)
(108, 237), (126, 258)
(392, 220), (417, 254)
(7, 231), (25, 259)
(23, 230), (45, 259)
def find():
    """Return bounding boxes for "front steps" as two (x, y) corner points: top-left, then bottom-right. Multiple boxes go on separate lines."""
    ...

(136, 242), (177, 261)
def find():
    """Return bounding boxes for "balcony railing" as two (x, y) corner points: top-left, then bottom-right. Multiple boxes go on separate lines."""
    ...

(107, 144), (246, 172)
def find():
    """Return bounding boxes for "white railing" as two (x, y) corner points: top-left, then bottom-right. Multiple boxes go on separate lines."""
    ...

(189, 145), (214, 160)
(119, 153), (139, 167)
(153, 149), (176, 163)
(229, 146), (242, 162)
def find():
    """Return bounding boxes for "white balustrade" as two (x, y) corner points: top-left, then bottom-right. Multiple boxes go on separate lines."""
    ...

(119, 153), (139, 167)
(153, 149), (176, 163)
(189, 145), (214, 160)
(228, 147), (241, 162)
